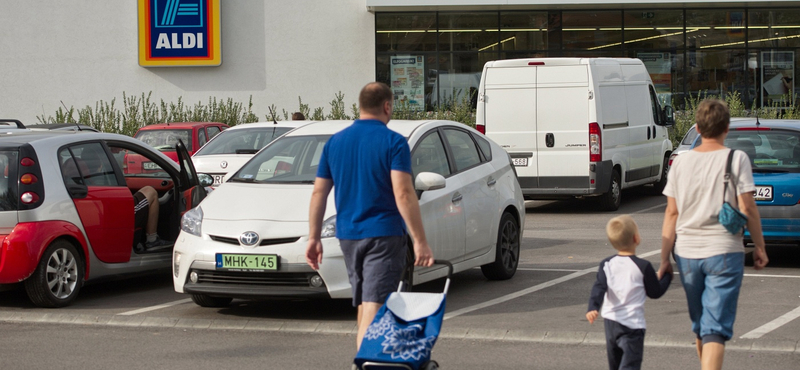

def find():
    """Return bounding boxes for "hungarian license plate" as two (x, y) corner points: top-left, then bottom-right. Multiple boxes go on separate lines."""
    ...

(215, 254), (279, 271)
(754, 185), (773, 201)
(209, 173), (225, 186)
(512, 158), (528, 166)
(143, 162), (159, 170)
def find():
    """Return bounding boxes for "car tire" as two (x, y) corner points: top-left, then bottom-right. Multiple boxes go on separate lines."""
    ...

(24, 240), (83, 308)
(647, 156), (669, 195)
(191, 294), (233, 307)
(481, 212), (520, 280)
(597, 169), (621, 211)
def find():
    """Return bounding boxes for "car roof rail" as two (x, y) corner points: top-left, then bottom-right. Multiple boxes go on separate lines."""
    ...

(0, 119), (26, 129)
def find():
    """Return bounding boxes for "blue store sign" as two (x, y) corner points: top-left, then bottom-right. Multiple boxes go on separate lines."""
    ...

(138, 0), (221, 67)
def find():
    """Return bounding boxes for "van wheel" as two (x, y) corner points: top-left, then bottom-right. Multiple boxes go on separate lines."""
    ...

(191, 294), (233, 307)
(648, 156), (669, 195)
(598, 170), (621, 211)
(481, 213), (520, 280)
(24, 240), (83, 308)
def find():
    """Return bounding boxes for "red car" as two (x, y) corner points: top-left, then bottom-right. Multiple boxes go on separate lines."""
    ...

(128, 122), (229, 173)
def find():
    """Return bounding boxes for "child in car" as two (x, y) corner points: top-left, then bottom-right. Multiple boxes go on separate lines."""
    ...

(586, 215), (672, 370)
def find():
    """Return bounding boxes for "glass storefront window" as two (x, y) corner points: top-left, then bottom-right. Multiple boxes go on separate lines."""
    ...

(431, 52), (489, 108)
(628, 50), (685, 108)
(562, 11), (622, 50)
(438, 13), (499, 52)
(623, 10), (684, 49)
(749, 9), (800, 48)
(376, 13), (437, 52)
(686, 10), (746, 49)
(377, 53), (437, 111)
(498, 12), (549, 51)
(686, 49), (748, 102)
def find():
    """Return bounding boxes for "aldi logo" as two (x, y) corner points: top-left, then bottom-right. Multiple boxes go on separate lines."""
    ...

(138, 0), (221, 66)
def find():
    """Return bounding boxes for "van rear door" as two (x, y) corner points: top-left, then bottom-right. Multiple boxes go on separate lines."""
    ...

(482, 66), (539, 188)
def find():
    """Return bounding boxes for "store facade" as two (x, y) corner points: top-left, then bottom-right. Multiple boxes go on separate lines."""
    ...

(370, 1), (800, 110)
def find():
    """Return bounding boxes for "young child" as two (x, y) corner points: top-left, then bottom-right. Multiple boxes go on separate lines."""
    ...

(587, 215), (672, 370)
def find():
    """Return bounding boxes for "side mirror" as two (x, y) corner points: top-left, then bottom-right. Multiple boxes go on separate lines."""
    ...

(198, 173), (214, 187)
(414, 172), (446, 192)
(662, 106), (675, 126)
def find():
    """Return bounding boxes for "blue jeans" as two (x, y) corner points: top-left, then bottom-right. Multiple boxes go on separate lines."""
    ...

(675, 252), (744, 343)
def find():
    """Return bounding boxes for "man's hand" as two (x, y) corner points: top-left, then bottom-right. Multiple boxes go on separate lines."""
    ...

(753, 246), (769, 270)
(586, 310), (599, 325)
(413, 240), (434, 267)
(657, 261), (673, 279)
(305, 238), (323, 270)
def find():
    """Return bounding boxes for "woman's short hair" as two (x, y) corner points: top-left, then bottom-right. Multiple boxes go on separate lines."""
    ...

(696, 99), (730, 139)
(359, 82), (393, 115)
(606, 215), (638, 251)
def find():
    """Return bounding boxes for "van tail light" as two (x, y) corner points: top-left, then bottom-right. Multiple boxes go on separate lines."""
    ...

(528, 62), (545, 65)
(589, 122), (601, 162)
(476, 123), (486, 135)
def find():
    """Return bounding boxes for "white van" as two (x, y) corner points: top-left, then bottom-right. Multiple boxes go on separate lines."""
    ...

(476, 58), (674, 211)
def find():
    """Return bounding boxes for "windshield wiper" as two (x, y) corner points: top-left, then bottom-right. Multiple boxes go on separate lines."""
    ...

(228, 177), (258, 183)
(235, 149), (258, 154)
(753, 168), (790, 173)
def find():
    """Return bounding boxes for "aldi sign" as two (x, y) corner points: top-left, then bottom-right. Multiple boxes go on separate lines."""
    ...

(138, 0), (221, 66)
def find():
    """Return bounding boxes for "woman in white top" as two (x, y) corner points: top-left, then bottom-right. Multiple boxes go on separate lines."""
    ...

(659, 99), (768, 370)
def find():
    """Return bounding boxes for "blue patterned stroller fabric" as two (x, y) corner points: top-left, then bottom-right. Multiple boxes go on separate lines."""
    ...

(354, 291), (446, 370)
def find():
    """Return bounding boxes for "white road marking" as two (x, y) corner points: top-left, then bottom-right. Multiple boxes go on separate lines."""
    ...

(632, 202), (667, 214)
(740, 306), (800, 339)
(117, 298), (193, 316)
(444, 250), (661, 320)
(517, 268), (582, 272)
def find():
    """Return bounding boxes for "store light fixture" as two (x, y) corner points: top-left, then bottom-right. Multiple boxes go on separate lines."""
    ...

(587, 29), (695, 50)
(701, 33), (800, 49)
(479, 36), (517, 51)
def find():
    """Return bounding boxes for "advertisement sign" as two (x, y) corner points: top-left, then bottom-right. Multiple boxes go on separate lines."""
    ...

(390, 56), (425, 110)
(761, 51), (794, 108)
(638, 52), (672, 104)
(138, 0), (221, 67)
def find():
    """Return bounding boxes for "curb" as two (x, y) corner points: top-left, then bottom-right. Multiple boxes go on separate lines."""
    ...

(1, 311), (798, 354)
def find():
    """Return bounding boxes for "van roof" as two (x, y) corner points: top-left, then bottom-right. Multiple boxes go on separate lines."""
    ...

(486, 57), (643, 68)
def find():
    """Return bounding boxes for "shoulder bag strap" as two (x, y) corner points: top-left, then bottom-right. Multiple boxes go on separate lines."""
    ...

(723, 149), (737, 204)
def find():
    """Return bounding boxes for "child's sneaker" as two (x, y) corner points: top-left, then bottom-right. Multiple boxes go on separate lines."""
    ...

(145, 238), (172, 251)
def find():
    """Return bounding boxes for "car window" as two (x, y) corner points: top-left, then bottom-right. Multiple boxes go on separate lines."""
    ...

(198, 129), (208, 148)
(649, 86), (660, 124)
(411, 131), (451, 179)
(107, 144), (170, 178)
(442, 128), (482, 172)
(681, 126), (698, 146)
(725, 129), (800, 172)
(135, 129), (192, 152)
(473, 133), (492, 161)
(60, 143), (119, 186)
(232, 135), (329, 183)
(0, 150), (18, 211)
(207, 126), (222, 139)
(194, 127), (294, 156)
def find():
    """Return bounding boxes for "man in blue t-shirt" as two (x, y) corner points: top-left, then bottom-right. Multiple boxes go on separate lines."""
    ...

(306, 82), (434, 350)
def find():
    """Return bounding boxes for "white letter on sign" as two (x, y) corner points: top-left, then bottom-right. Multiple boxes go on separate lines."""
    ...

(171, 33), (182, 49)
(156, 34), (170, 49)
(183, 33), (196, 48)
(197, 33), (203, 49)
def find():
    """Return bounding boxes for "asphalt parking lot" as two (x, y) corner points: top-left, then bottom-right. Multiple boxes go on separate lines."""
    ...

(1, 190), (799, 369)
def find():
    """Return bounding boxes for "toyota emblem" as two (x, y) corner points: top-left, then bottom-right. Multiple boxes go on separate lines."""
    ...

(239, 231), (259, 246)
(220, 161), (228, 169)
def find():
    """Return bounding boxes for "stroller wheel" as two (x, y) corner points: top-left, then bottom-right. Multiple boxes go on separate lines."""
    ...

(422, 361), (439, 370)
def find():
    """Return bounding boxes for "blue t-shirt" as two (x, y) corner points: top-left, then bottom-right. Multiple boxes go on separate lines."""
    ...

(316, 119), (412, 239)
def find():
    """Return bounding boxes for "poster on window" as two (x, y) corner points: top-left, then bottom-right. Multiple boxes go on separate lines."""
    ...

(390, 56), (425, 110)
(638, 52), (672, 106)
(761, 51), (794, 108)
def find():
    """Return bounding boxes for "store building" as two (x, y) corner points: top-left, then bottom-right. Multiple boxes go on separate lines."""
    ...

(2, 1), (800, 125)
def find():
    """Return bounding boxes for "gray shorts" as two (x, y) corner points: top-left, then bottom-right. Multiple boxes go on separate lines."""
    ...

(340, 235), (407, 307)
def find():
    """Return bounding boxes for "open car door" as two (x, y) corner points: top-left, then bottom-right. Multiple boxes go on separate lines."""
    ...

(176, 140), (207, 215)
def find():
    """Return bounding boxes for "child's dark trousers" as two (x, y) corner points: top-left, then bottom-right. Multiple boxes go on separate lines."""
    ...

(604, 319), (645, 370)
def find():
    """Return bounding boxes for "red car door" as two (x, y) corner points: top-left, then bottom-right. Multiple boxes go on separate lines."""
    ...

(175, 140), (207, 214)
(61, 143), (133, 263)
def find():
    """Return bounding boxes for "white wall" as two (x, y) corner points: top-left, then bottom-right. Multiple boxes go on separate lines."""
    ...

(0, 1), (375, 125)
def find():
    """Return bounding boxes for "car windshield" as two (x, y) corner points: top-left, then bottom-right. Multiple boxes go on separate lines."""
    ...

(230, 135), (330, 184)
(681, 126), (698, 146)
(135, 129), (191, 151)
(0, 150), (19, 211)
(194, 127), (293, 156)
(724, 129), (800, 173)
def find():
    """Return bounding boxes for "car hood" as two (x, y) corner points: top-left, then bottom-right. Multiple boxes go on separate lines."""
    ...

(199, 182), (333, 222)
(754, 172), (800, 206)
(192, 154), (252, 177)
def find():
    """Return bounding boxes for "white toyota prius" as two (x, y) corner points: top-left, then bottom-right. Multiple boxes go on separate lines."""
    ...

(173, 120), (525, 307)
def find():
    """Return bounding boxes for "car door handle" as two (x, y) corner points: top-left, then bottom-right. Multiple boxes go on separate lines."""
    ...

(452, 192), (463, 203)
(487, 177), (496, 186)
(647, 126), (651, 140)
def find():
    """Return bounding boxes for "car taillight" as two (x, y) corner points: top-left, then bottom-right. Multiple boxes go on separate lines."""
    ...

(20, 157), (35, 167)
(20, 173), (38, 185)
(668, 153), (677, 167)
(17, 146), (45, 210)
(734, 127), (771, 131)
(476, 123), (486, 135)
(589, 122), (601, 162)
(20, 192), (39, 204)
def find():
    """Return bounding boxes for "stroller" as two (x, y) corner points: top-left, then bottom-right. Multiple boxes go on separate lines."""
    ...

(353, 260), (453, 370)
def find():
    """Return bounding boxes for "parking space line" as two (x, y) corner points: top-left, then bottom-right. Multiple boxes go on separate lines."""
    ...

(632, 202), (667, 214)
(740, 306), (800, 339)
(117, 298), (193, 316)
(444, 250), (661, 320)
(517, 268), (582, 272)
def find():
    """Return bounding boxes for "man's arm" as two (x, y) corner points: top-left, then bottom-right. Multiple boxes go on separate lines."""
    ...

(305, 177), (333, 270)
(391, 170), (433, 267)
